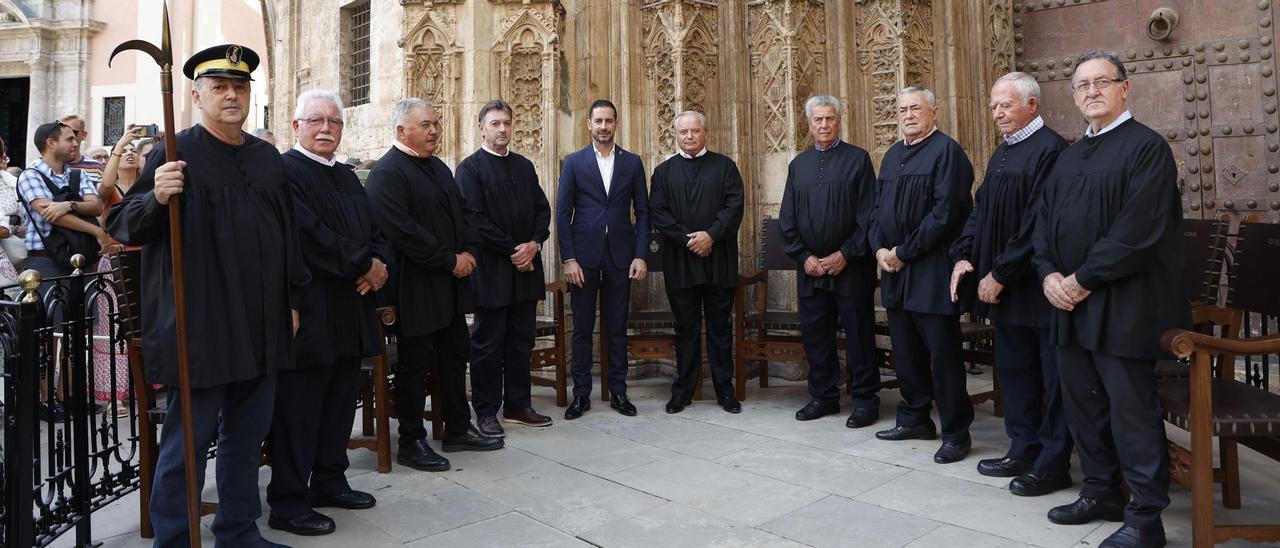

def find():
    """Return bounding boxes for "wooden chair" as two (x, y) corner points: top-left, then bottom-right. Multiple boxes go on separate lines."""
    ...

(529, 282), (569, 407)
(111, 248), (217, 539)
(363, 306), (444, 442)
(348, 307), (396, 473)
(734, 217), (807, 400)
(1159, 220), (1280, 547)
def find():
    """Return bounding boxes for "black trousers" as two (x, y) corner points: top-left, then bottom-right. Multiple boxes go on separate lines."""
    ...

(667, 284), (735, 401)
(886, 308), (974, 443)
(266, 356), (361, 518)
(1057, 343), (1169, 529)
(150, 374), (275, 547)
(396, 315), (472, 442)
(568, 250), (631, 398)
(995, 323), (1072, 475)
(469, 300), (537, 417)
(798, 288), (881, 409)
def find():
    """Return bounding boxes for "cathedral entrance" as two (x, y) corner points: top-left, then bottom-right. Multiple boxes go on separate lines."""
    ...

(0, 77), (29, 167)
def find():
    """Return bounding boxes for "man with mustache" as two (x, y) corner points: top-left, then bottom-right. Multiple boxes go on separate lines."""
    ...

(1033, 50), (1187, 548)
(455, 100), (554, 437)
(870, 86), (975, 465)
(266, 89), (385, 537)
(107, 44), (306, 548)
(366, 98), (504, 473)
(649, 111), (744, 414)
(556, 99), (650, 419)
(950, 72), (1073, 496)
(778, 96), (881, 426)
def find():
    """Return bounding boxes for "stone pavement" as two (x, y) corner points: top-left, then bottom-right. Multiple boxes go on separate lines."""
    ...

(71, 376), (1280, 548)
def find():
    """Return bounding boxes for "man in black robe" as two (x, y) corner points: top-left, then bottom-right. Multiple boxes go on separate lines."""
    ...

(456, 100), (553, 438)
(870, 86), (975, 464)
(266, 90), (384, 537)
(1033, 51), (1187, 548)
(950, 72), (1072, 495)
(106, 44), (304, 548)
(779, 96), (882, 426)
(366, 98), (503, 473)
(649, 111), (744, 414)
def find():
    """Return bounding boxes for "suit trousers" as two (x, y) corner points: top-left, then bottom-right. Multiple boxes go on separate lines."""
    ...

(395, 314), (472, 442)
(798, 288), (881, 409)
(1057, 343), (1170, 529)
(886, 308), (974, 443)
(568, 246), (631, 398)
(150, 374), (276, 548)
(266, 356), (362, 518)
(994, 323), (1072, 475)
(667, 284), (735, 401)
(469, 300), (538, 417)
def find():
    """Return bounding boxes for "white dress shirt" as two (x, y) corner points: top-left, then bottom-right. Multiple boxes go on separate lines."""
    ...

(1084, 110), (1132, 138)
(293, 143), (337, 166)
(594, 143), (616, 195)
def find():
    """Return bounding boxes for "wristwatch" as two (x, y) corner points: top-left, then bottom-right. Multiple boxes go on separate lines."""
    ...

(69, 201), (78, 212)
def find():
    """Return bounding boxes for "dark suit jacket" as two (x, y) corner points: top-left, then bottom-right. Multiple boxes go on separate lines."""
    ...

(365, 147), (481, 338)
(555, 144), (649, 270)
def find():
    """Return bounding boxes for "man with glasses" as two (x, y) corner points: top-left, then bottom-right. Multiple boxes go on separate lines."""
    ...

(59, 115), (105, 181)
(1032, 50), (1187, 548)
(266, 89), (384, 537)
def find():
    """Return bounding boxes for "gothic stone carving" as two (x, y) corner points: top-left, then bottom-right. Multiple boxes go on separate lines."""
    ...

(856, 0), (934, 152)
(400, 4), (462, 157)
(493, 1), (564, 155)
(642, 0), (719, 154)
(749, 0), (827, 154)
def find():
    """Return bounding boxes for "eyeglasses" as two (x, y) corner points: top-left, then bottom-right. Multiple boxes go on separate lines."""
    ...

(1071, 78), (1125, 94)
(299, 116), (344, 128)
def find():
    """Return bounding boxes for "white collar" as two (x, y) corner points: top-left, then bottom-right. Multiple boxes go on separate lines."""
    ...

(677, 147), (707, 159)
(1084, 110), (1132, 138)
(392, 140), (422, 158)
(1004, 116), (1045, 145)
(293, 143), (337, 167)
(593, 143), (616, 159)
(904, 126), (938, 146)
(481, 144), (509, 157)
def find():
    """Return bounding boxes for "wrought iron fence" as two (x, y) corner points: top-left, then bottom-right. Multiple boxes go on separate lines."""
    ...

(2, 256), (139, 548)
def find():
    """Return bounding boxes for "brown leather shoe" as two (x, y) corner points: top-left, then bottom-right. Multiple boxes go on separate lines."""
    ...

(476, 415), (505, 438)
(502, 407), (552, 427)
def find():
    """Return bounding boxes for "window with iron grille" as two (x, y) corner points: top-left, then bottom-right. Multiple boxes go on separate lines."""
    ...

(348, 2), (371, 106)
(103, 97), (126, 146)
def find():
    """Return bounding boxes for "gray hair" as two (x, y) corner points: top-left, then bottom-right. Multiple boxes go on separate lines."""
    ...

(250, 128), (274, 139)
(897, 86), (937, 108)
(392, 98), (433, 136)
(294, 89), (345, 119)
(804, 96), (842, 119)
(672, 111), (708, 131)
(993, 72), (1040, 105)
(1073, 50), (1127, 81)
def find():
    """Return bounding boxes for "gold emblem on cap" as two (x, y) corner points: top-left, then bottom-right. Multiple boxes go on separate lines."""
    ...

(226, 45), (243, 65)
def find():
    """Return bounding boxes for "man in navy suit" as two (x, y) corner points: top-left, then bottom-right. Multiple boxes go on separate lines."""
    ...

(556, 99), (650, 419)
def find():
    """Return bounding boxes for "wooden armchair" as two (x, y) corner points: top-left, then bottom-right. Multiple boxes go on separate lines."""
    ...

(529, 281), (569, 407)
(348, 307), (396, 473)
(1159, 220), (1280, 547)
(733, 218), (806, 400)
(363, 306), (443, 443)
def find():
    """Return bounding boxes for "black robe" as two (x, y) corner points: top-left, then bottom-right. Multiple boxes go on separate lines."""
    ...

(283, 149), (386, 367)
(778, 141), (878, 298)
(365, 147), (480, 338)
(950, 125), (1067, 327)
(106, 125), (308, 388)
(454, 148), (550, 308)
(871, 130), (974, 315)
(1032, 118), (1190, 360)
(648, 151), (745, 292)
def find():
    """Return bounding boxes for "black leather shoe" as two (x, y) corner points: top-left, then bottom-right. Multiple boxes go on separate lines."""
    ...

(268, 510), (335, 536)
(503, 408), (552, 427)
(396, 439), (451, 472)
(565, 395), (591, 420)
(1010, 472), (1073, 497)
(611, 393), (638, 416)
(41, 399), (66, 422)
(1047, 496), (1126, 525)
(846, 408), (878, 428)
(309, 490), (376, 510)
(875, 423), (938, 441)
(977, 456), (1034, 477)
(1100, 524), (1166, 548)
(665, 395), (689, 414)
(795, 400), (839, 421)
(718, 395), (742, 414)
(477, 416), (505, 438)
(933, 438), (972, 464)
(442, 426), (506, 452)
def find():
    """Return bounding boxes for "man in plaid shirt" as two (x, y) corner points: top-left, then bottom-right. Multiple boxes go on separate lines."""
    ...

(17, 120), (107, 279)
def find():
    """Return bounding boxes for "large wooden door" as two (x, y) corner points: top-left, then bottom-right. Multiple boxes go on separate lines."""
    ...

(1014, 0), (1280, 222)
